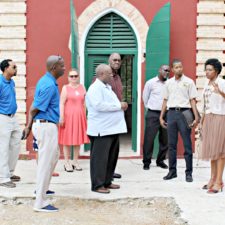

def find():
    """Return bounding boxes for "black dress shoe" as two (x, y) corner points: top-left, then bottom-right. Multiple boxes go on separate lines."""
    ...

(143, 164), (150, 170)
(163, 171), (177, 180)
(156, 161), (168, 169)
(113, 173), (121, 179)
(186, 174), (193, 182)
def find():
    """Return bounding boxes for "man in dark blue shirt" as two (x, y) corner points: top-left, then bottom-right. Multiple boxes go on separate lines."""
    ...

(0, 59), (21, 188)
(22, 55), (65, 212)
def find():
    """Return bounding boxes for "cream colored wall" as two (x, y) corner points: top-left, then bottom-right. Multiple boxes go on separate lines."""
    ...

(196, 0), (225, 102)
(0, 0), (27, 153)
(195, 0), (225, 156)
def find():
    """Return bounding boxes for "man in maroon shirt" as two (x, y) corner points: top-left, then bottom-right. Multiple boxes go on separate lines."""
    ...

(92, 53), (124, 179)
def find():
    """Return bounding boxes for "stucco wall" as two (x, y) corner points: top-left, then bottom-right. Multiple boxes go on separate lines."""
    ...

(0, 0), (26, 153)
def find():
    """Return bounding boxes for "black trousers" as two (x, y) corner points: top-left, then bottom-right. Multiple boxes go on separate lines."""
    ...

(89, 134), (119, 191)
(142, 110), (168, 166)
(167, 110), (193, 175)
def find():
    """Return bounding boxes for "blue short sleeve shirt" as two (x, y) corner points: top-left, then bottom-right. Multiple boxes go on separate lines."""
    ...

(0, 74), (17, 114)
(33, 72), (60, 123)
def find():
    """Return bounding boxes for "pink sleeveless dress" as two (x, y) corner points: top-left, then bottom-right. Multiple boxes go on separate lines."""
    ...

(58, 84), (89, 145)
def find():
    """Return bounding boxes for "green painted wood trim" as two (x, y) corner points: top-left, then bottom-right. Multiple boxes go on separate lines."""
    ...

(144, 2), (171, 158)
(70, 0), (79, 70)
(131, 55), (138, 151)
(145, 2), (171, 81)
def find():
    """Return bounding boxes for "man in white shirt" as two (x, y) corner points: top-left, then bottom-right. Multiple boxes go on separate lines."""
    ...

(160, 59), (199, 182)
(142, 65), (170, 170)
(86, 64), (128, 194)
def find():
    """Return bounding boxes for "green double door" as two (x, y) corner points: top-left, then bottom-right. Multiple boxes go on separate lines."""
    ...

(85, 54), (137, 152)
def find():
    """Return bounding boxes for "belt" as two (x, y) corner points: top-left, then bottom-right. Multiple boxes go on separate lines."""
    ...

(0, 114), (14, 117)
(33, 119), (56, 124)
(169, 107), (190, 111)
(148, 109), (161, 113)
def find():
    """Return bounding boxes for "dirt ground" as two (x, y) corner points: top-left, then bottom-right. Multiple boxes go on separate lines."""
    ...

(0, 197), (188, 225)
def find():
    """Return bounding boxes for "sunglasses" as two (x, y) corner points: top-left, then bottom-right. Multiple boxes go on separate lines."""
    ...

(69, 75), (79, 78)
(164, 69), (170, 72)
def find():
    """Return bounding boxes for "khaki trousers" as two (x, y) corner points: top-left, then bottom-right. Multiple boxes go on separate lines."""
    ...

(0, 114), (21, 183)
(32, 121), (59, 209)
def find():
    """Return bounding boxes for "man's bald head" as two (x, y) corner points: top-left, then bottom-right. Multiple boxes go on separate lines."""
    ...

(108, 53), (121, 72)
(95, 64), (112, 84)
(46, 55), (65, 79)
(46, 55), (62, 71)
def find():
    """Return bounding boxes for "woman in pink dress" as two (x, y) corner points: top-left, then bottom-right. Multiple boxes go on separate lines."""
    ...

(59, 69), (89, 172)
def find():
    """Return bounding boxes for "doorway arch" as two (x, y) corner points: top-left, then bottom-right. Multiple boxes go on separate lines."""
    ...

(84, 12), (138, 153)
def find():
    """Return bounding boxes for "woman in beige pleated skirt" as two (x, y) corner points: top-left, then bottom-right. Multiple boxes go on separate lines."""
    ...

(200, 58), (225, 194)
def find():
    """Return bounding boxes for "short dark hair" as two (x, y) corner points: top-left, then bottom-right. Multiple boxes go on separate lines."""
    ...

(0, 59), (12, 72)
(205, 58), (222, 75)
(171, 59), (182, 67)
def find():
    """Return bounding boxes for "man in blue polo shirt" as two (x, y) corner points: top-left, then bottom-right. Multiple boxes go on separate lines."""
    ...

(0, 59), (21, 188)
(22, 55), (65, 212)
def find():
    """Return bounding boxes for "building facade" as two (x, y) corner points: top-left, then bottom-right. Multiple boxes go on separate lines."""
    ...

(0, 0), (224, 158)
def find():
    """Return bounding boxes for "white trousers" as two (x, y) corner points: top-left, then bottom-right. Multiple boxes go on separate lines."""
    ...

(32, 121), (59, 209)
(0, 114), (21, 183)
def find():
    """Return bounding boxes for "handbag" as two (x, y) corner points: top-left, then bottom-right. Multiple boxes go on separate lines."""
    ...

(182, 109), (200, 128)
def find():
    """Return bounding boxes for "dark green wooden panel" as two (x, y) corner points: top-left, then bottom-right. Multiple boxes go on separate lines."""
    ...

(145, 2), (171, 81)
(84, 55), (109, 151)
(70, 0), (79, 70)
(86, 12), (137, 50)
(85, 12), (138, 152)
(145, 2), (171, 158)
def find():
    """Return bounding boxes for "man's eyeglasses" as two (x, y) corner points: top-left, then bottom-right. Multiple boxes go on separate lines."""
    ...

(164, 69), (170, 72)
(69, 75), (79, 78)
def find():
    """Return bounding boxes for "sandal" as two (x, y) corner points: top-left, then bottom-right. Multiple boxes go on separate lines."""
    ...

(72, 164), (82, 171)
(64, 163), (73, 172)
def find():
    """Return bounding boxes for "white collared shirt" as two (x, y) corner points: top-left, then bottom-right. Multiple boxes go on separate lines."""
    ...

(163, 75), (198, 108)
(142, 76), (165, 110)
(86, 78), (127, 136)
(202, 77), (225, 115)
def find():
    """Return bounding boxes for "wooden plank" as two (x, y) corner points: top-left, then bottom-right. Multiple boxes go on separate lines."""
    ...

(0, 51), (26, 62)
(16, 63), (26, 75)
(16, 112), (26, 123)
(197, 26), (225, 38)
(196, 50), (225, 63)
(0, 39), (26, 50)
(0, 27), (26, 38)
(197, 14), (225, 26)
(196, 77), (208, 89)
(197, 39), (225, 50)
(0, 2), (26, 13)
(15, 87), (26, 100)
(17, 100), (26, 113)
(0, 14), (26, 26)
(198, 1), (225, 13)
(13, 76), (26, 88)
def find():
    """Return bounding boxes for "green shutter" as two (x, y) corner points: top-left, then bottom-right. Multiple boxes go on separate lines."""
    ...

(145, 2), (171, 80)
(85, 55), (109, 88)
(70, 0), (79, 69)
(86, 12), (137, 51)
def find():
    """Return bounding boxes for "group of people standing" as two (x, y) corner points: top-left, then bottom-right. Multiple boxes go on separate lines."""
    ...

(143, 58), (225, 191)
(0, 54), (224, 213)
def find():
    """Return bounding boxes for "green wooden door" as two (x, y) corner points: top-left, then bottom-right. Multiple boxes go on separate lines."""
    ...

(145, 2), (171, 158)
(84, 12), (138, 152)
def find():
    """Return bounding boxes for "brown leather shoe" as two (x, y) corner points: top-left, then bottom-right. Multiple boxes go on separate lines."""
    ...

(107, 183), (120, 189)
(10, 175), (21, 182)
(94, 187), (110, 194)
